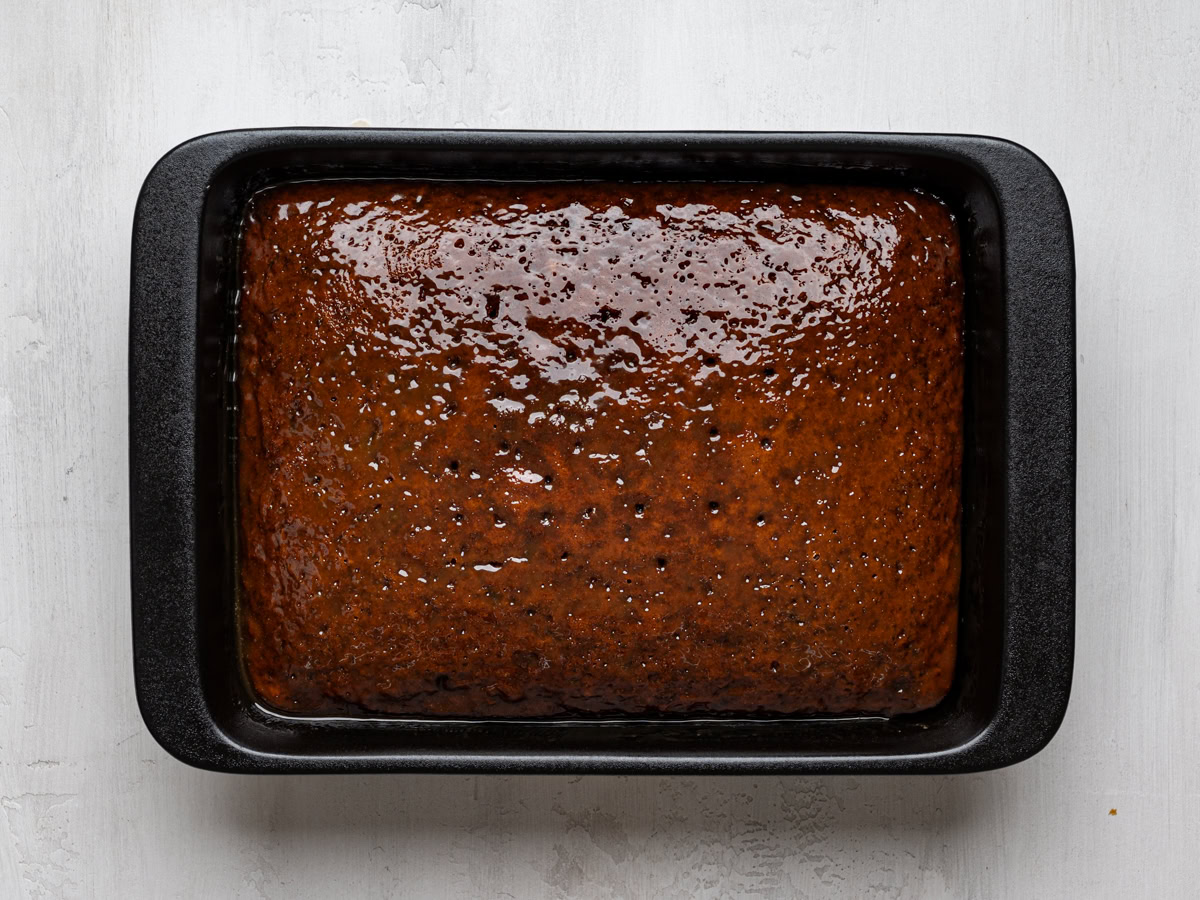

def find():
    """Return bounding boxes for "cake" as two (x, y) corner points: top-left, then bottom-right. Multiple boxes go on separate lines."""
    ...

(237, 179), (964, 717)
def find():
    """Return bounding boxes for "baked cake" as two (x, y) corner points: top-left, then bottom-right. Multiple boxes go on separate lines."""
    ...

(237, 180), (964, 717)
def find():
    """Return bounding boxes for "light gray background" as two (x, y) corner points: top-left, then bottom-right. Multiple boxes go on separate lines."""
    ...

(1, 1), (1196, 896)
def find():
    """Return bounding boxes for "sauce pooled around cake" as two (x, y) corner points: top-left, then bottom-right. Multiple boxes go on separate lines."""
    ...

(237, 180), (964, 717)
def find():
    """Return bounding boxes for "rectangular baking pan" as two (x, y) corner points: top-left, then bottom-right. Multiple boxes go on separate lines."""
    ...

(130, 129), (1074, 774)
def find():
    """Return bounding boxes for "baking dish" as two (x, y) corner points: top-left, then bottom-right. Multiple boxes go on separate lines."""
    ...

(130, 129), (1075, 774)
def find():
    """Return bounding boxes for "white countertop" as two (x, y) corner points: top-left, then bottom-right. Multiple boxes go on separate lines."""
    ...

(2, 1), (1197, 896)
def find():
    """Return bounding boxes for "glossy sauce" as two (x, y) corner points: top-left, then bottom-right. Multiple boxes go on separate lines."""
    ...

(238, 180), (964, 717)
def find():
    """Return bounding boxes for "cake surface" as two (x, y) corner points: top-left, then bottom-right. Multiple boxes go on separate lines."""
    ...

(237, 179), (964, 717)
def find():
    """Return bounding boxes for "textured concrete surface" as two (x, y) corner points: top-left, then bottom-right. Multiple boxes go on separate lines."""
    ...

(2, 0), (1198, 896)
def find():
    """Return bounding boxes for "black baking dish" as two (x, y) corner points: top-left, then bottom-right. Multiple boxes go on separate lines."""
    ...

(129, 129), (1074, 774)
